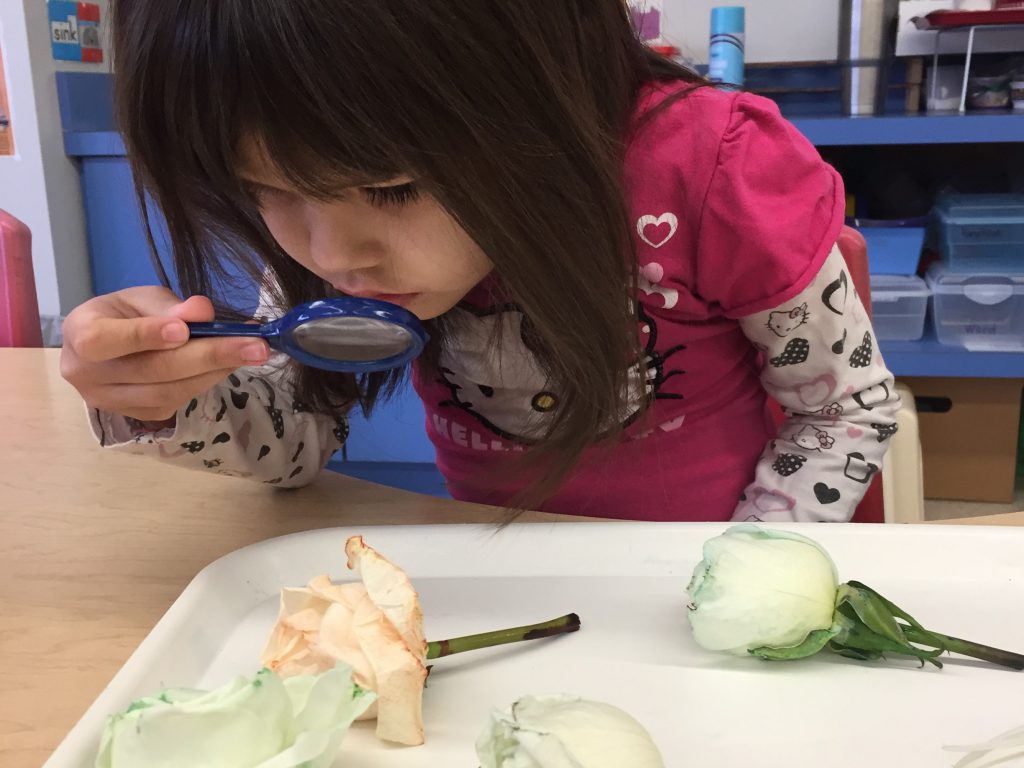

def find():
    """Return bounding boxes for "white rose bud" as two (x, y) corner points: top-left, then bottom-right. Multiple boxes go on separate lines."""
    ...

(687, 525), (1024, 670)
(476, 694), (665, 768)
(687, 524), (839, 657)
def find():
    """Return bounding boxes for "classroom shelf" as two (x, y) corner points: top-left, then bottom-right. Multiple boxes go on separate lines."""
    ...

(63, 113), (1024, 158)
(880, 326), (1024, 378)
(63, 115), (1024, 159)
(791, 112), (1024, 146)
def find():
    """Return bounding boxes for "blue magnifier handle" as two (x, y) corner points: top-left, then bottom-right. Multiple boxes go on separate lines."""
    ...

(183, 297), (426, 373)
(187, 322), (269, 339)
(187, 321), (283, 351)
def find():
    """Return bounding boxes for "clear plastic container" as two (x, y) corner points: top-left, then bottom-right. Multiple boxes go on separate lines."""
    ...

(931, 194), (1024, 273)
(870, 274), (930, 340)
(927, 264), (1024, 351)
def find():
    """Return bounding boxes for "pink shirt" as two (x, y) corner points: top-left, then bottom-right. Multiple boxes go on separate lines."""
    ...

(412, 85), (845, 521)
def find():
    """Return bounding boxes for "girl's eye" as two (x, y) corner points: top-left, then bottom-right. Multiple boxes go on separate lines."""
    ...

(361, 182), (420, 208)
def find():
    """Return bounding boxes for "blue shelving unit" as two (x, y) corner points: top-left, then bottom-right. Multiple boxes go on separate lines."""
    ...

(67, 114), (1024, 153)
(792, 112), (1024, 146)
(781, 110), (1024, 381)
(880, 328), (1024, 378)
(63, 131), (123, 156)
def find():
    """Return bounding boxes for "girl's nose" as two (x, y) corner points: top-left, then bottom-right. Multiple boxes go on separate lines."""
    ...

(306, 205), (385, 273)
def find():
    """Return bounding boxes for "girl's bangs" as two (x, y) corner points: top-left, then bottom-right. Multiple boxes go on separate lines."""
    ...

(128, 0), (434, 198)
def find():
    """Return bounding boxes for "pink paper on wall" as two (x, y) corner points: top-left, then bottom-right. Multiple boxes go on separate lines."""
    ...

(0, 43), (13, 156)
(629, 0), (663, 41)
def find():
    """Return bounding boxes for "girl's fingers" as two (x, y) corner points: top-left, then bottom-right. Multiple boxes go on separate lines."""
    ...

(64, 289), (217, 363)
(66, 313), (191, 363)
(99, 337), (270, 385)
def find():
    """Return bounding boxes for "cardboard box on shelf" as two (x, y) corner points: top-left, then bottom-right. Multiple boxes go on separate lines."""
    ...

(905, 376), (1024, 503)
(1017, 400), (1024, 478)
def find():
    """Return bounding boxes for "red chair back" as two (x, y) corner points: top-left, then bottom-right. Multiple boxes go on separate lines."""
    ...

(0, 209), (43, 348)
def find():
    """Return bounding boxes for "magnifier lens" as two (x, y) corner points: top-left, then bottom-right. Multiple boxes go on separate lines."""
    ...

(290, 316), (415, 362)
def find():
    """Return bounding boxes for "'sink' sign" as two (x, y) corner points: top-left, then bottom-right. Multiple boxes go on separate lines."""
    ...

(48, 2), (103, 63)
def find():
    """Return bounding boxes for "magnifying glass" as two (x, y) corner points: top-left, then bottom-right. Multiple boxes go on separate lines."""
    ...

(186, 297), (428, 373)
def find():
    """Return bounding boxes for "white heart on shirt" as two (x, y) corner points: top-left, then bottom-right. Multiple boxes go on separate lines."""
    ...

(637, 213), (679, 249)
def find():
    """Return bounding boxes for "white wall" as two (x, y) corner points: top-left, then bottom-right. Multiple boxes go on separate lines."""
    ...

(0, 0), (109, 318)
(662, 1), (841, 64)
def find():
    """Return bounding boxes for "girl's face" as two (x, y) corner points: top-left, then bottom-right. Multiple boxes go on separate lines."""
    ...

(238, 148), (493, 320)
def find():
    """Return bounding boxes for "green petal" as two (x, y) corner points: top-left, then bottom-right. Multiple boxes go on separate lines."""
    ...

(830, 616), (945, 668)
(836, 584), (907, 646)
(829, 644), (881, 662)
(846, 581), (931, 633)
(749, 627), (840, 661)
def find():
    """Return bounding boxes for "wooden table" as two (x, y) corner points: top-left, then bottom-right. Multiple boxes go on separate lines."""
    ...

(0, 350), (576, 768)
(2, 349), (1021, 767)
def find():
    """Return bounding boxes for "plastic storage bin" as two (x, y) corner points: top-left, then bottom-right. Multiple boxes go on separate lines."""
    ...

(927, 264), (1024, 351)
(870, 274), (930, 340)
(847, 217), (926, 274)
(931, 194), (1024, 273)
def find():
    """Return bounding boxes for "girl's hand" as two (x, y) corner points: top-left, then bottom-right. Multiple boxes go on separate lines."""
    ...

(60, 287), (270, 422)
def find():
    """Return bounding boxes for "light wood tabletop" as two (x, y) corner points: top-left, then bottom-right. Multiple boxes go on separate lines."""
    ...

(2, 349), (1021, 767)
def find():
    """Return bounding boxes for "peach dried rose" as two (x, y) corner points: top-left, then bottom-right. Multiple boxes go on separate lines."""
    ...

(261, 536), (428, 746)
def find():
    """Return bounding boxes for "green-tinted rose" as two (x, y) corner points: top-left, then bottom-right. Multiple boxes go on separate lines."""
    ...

(95, 663), (374, 768)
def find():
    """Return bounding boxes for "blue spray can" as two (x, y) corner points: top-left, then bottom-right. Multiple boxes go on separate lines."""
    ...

(708, 6), (745, 88)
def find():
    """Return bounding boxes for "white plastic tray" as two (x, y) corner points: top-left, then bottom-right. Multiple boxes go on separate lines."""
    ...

(46, 522), (1024, 767)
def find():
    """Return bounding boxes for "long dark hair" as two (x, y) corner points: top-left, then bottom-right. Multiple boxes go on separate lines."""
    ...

(112, 0), (704, 507)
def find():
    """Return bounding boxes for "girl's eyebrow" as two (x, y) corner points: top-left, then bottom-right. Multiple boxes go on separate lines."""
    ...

(233, 145), (296, 188)
(235, 167), (290, 188)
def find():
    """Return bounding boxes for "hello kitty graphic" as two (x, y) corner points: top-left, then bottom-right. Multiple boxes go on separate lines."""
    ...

(438, 303), (684, 444)
(766, 303), (810, 338)
(790, 425), (835, 451)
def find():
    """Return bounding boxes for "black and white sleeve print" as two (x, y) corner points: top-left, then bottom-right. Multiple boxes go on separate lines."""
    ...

(87, 368), (350, 488)
(733, 244), (900, 523)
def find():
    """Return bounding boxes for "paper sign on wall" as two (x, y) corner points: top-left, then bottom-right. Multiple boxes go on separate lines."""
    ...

(628, 1), (664, 41)
(48, 1), (103, 63)
(0, 43), (13, 156)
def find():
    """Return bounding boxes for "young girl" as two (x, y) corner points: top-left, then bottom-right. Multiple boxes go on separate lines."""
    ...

(60, 0), (898, 523)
